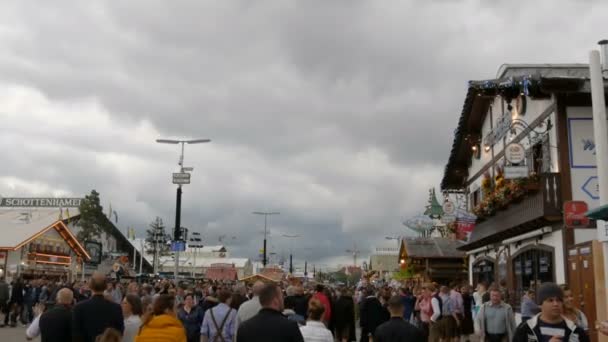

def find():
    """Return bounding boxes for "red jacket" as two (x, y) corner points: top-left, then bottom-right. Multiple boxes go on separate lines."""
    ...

(312, 292), (332, 323)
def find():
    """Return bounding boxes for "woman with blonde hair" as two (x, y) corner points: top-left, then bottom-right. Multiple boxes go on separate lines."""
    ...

(299, 298), (333, 342)
(560, 284), (589, 331)
(136, 295), (187, 342)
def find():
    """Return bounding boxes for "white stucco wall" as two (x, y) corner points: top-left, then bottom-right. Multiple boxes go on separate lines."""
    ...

(466, 96), (556, 209)
(468, 227), (566, 286)
(575, 229), (597, 245)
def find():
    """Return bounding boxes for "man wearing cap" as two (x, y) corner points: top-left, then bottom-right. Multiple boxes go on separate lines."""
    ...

(374, 295), (424, 342)
(475, 287), (516, 342)
(512, 283), (589, 342)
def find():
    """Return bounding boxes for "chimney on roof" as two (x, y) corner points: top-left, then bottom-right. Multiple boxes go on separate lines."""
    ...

(599, 40), (608, 77)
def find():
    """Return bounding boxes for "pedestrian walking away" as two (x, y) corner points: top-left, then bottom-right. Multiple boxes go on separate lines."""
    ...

(236, 283), (304, 342)
(72, 272), (124, 342)
(235, 281), (264, 328)
(374, 295), (424, 342)
(359, 287), (389, 342)
(121, 294), (143, 342)
(299, 298), (333, 342)
(312, 285), (332, 327)
(200, 289), (237, 342)
(332, 288), (356, 342)
(38, 288), (74, 342)
(136, 294), (187, 342)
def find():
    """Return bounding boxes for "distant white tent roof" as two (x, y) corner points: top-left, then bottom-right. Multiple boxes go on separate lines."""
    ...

(126, 238), (154, 265)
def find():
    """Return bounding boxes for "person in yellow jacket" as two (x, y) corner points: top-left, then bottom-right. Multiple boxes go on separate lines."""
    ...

(136, 294), (187, 342)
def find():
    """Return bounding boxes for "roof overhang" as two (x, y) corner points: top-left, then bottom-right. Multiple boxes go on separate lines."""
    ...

(238, 274), (277, 283)
(1, 220), (90, 260)
(441, 74), (591, 191)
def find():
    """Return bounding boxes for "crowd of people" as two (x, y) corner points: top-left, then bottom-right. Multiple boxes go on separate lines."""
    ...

(0, 273), (607, 341)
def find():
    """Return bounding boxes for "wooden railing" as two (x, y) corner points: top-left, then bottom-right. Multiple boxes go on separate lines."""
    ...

(466, 173), (562, 249)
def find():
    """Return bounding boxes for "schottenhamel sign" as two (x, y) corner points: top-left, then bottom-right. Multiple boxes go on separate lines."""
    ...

(0, 197), (83, 208)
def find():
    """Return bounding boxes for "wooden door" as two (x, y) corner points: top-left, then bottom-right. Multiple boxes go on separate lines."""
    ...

(579, 245), (597, 341)
(568, 242), (598, 342)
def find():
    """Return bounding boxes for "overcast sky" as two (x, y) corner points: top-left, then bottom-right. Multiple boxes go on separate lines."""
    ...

(0, 1), (606, 269)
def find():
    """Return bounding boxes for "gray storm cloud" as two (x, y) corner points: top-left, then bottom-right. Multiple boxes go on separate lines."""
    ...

(0, 0), (606, 264)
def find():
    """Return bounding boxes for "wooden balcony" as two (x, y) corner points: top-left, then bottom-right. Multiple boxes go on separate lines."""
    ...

(461, 173), (562, 251)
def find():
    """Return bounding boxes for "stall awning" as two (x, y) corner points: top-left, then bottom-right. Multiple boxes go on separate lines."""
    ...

(586, 204), (608, 220)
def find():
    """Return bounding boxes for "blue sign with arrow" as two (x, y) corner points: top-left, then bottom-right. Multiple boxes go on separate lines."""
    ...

(582, 176), (599, 200)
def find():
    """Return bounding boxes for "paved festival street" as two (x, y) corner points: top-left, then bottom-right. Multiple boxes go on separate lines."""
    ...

(0, 326), (31, 341)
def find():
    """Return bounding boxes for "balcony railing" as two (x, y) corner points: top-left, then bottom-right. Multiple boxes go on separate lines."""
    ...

(463, 173), (562, 250)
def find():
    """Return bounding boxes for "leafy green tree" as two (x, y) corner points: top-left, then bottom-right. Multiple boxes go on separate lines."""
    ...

(77, 190), (111, 242)
(392, 265), (416, 281)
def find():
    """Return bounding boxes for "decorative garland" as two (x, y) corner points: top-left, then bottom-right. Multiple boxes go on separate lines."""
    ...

(468, 76), (539, 99)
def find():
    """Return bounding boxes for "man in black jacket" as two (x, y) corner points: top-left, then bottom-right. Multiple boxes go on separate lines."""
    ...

(359, 288), (389, 341)
(39, 288), (73, 342)
(237, 283), (304, 342)
(0, 277), (9, 327)
(72, 272), (124, 342)
(512, 283), (589, 342)
(374, 295), (424, 342)
(5, 278), (24, 327)
(333, 288), (356, 342)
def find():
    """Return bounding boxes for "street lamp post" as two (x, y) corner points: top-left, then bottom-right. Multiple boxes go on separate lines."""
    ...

(252, 211), (280, 267)
(346, 243), (360, 267)
(157, 138), (211, 281)
(282, 234), (300, 274)
(189, 231), (203, 278)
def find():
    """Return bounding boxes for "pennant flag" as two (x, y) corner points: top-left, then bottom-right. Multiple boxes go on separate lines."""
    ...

(58, 207), (63, 220)
(113, 210), (118, 224)
(108, 202), (112, 219)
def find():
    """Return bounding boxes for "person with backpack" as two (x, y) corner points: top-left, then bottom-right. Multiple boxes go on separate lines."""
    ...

(200, 289), (237, 342)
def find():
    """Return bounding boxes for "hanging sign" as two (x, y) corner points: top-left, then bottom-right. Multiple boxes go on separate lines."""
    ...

(563, 201), (590, 228)
(442, 201), (455, 215)
(484, 112), (512, 147)
(505, 143), (525, 164)
(0, 197), (83, 208)
(504, 165), (529, 179)
(172, 173), (191, 185)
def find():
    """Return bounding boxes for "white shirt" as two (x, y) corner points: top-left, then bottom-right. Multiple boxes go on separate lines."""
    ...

(299, 320), (333, 342)
(122, 315), (142, 342)
(431, 297), (441, 322)
(26, 315), (41, 340)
